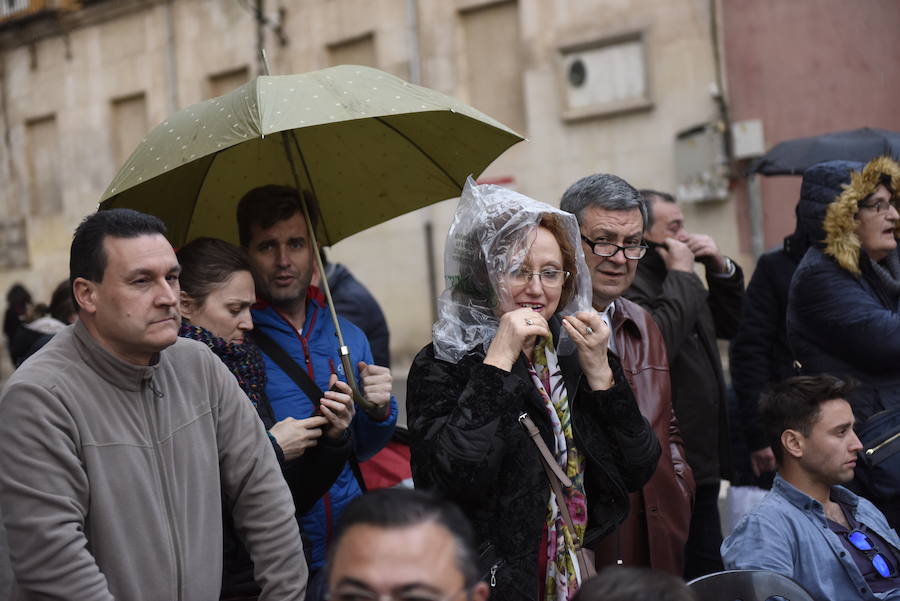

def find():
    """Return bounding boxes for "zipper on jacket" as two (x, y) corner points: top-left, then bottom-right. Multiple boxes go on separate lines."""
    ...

(142, 378), (184, 601)
(866, 431), (900, 456)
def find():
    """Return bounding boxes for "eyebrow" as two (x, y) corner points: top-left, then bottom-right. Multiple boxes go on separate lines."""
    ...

(334, 578), (444, 595)
(589, 228), (643, 240)
(124, 265), (181, 279)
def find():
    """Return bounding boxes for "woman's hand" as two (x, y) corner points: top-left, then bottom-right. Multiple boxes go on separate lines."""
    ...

(320, 373), (356, 439)
(484, 307), (550, 371)
(269, 415), (329, 461)
(562, 311), (614, 391)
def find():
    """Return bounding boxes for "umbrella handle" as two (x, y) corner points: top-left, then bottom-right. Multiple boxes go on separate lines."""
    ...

(339, 346), (378, 412)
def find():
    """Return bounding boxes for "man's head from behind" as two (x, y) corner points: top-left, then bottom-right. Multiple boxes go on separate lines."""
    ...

(573, 567), (697, 601)
(760, 375), (862, 487)
(560, 173), (647, 310)
(236, 185), (318, 311)
(70, 209), (181, 365)
(328, 488), (489, 601)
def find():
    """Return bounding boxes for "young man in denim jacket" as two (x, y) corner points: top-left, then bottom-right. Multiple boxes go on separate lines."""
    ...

(722, 375), (900, 601)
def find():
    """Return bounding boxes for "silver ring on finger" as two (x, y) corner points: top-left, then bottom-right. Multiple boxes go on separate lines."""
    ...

(585, 326), (594, 335)
(525, 318), (534, 326)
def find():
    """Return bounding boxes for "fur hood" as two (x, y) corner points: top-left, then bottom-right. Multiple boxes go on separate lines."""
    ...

(823, 156), (900, 275)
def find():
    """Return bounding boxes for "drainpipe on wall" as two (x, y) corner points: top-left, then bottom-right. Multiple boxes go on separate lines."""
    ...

(747, 173), (764, 259)
(406, 0), (439, 324)
(164, 0), (179, 112)
(710, 0), (768, 260)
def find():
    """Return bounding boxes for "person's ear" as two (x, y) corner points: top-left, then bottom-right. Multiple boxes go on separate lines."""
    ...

(179, 292), (196, 319)
(72, 277), (97, 315)
(781, 429), (805, 460)
(470, 582), (490, 601)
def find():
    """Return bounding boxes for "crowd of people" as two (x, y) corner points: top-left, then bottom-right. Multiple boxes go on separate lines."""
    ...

(0, 157), (898, 601)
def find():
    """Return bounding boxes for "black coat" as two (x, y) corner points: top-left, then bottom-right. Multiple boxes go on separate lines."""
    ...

(728, 247), (798, 453)
(221, 391), (352, 598)
(788, 246), (900, 421)
(325, 262), (391, 368)
(626, 251), (743, 484)
(730, 159), (861, 454)
(406, 335), (659, 601)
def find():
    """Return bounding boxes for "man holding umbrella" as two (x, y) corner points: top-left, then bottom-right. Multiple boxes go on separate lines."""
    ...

(237, 185), (398, 599)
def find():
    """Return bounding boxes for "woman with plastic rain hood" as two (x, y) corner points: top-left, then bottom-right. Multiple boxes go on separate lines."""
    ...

(406, 179), (660, 601)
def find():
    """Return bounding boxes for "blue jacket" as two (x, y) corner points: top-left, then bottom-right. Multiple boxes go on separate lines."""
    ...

(787, 246), (900, 421)
(722, 474), (900, 601)
(252, 292), (397, 570)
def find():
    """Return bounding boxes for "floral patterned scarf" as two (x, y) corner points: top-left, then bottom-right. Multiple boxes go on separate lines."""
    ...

(527, 337), (588, 601)
(178, 320), (266, 407)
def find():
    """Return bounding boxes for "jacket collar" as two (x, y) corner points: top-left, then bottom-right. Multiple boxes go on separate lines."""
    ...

(611, 298), (644, 341)
(772, 473), (860, 524)
(252, 285), (326, 334)
(72, 319), (158, 392)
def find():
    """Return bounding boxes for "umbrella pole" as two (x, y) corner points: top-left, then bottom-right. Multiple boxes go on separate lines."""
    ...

(279, 132), (377, 413)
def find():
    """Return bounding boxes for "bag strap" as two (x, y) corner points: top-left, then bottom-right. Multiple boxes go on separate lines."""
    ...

(518, 413), (581, 546)
(250, 328), (368, 492)
(251, 328), (324, 403)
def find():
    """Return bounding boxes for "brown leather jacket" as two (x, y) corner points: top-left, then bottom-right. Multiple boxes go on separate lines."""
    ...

(592, 297), (695, 575)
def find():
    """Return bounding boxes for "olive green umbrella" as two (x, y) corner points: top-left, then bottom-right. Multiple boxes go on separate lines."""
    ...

(99, 64), (523, 247)
(99, 64), (523, 408)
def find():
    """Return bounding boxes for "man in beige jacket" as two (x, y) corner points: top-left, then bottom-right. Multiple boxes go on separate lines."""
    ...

(0, 209), (307, 600)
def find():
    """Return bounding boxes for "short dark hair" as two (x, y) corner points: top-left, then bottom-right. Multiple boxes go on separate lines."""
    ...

(639, 189), (676, 230)
(329, 488), (480, 588)
(574, 567), (697, 601)
(70, 209), (167, 310)
(560, 173), (648, 229)
(760, 374), (855, 464)
(236, 185), (318, 248)
(48, 279), (75, 324)
(176, 237), (255, 308)
(6, 283), (32, 309)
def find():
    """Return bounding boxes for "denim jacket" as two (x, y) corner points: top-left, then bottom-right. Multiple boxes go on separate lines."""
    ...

(721, 474), (900, 601)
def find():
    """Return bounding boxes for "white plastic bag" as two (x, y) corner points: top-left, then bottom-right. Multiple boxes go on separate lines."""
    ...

(432, 177), (592, 363)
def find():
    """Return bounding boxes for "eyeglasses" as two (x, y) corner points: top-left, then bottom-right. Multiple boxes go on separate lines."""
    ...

(846, 529), (898, 579)
(858, 198), (900, 213)
(507, 268), (570, 288)
(327, 585), (468, 601)
(580, 235), (648, 260)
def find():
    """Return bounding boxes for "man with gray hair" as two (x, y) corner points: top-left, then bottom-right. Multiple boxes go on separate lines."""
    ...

(561, 174), (694, 576)
(625, 189), (743, 578)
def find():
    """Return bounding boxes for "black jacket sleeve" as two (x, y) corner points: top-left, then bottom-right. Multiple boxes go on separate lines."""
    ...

(705, 262), (744, 341)
(406, 346), (533, 505)
(575, 357), (660, 493)
(278, 435), (352, 514)
(729, 254), (781, 451)
(627, 268), (709, 361)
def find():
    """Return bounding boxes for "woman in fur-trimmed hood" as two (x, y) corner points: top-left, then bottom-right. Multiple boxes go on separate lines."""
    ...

(787, 155), (900, 423)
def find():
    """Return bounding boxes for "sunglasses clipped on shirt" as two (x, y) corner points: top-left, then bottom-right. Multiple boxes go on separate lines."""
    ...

(846, 528), (898, 579)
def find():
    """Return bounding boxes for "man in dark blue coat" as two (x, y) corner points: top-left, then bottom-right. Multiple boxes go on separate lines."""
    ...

(730, 160), (861, 481)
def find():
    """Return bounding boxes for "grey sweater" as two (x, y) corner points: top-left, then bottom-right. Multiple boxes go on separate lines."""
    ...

(0, 320), (307, 601)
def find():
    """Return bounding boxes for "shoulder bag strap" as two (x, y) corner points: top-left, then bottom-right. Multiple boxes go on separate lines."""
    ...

(250, 328), (324, 402)
(519, 412), (596, 579)
(250, 328), (368, 492)
(518, 413), (579, 541)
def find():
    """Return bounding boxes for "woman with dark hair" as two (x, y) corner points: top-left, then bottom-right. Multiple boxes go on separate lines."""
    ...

(10, 279), (75, 366)
(176, 237), (351, 600)
(4, 283), (33, 359)
(407, 181), (659, 601)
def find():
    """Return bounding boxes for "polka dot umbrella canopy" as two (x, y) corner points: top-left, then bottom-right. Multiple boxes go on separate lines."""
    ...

(99, 64), (524, 248)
